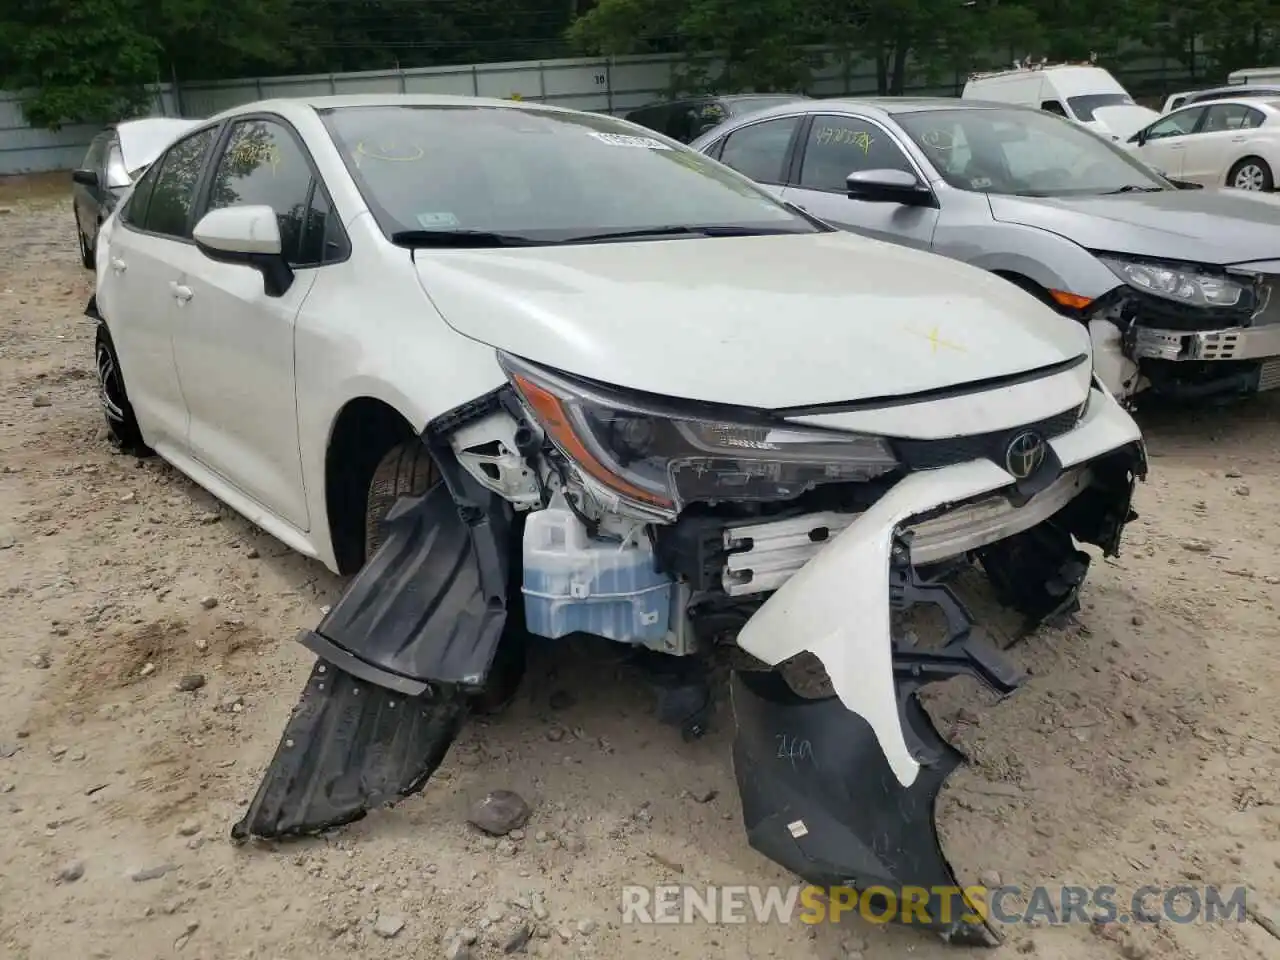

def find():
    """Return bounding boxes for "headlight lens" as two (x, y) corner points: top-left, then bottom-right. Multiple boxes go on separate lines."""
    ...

(1099, 255), (1252, 309)
(500, 353), (900, 513)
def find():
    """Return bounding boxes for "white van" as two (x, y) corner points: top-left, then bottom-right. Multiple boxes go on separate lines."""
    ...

(963, 62), (1159, 141)
(1228, 67), (1280, 85)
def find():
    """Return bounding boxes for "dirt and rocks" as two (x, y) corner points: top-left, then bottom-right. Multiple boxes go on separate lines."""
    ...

(1, 178), (1279, 960)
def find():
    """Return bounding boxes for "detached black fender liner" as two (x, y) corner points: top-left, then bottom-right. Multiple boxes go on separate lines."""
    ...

(298, 481), (510, 696)
(730, 565), (1022, 946)
(234, 413), (520, 841)
(731, 671), (1000, 946)
(230, 660), (466, 840)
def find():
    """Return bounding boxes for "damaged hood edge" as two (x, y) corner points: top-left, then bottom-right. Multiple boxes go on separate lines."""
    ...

(413, 231), (1091, 410)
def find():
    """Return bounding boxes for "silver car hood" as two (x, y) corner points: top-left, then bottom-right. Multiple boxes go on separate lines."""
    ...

(988, 189), (1280, 266)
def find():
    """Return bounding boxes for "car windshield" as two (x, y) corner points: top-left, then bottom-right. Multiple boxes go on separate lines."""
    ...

(896, 107), (1169, 198)
(318, 104), (818, 244)
(1067, 93), (1134, 120)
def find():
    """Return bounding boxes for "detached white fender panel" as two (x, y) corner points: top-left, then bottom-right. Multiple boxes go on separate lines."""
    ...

(735, 391), (1142, 788)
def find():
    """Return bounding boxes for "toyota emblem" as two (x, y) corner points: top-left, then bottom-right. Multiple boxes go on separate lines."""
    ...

(1004, 430), (1047, 480)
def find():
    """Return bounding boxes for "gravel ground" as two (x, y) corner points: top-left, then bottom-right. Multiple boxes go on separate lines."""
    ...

(1, 179), (1279, 960)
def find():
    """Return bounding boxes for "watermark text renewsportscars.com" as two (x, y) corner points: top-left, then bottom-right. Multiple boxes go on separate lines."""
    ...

(620, 884), (1250, 926)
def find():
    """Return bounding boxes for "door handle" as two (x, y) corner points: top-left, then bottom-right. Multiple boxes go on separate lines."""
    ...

(110, 257), (127, 273)
(1231, 136), (1247, 143)
(170, 282), (193, 303)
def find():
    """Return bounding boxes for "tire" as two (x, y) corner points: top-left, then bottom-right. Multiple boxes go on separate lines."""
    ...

(363, 440), (440, 558)
(362, 441), (526, 714)
(1227, 157), (1274, 192)
(75, 211), (94, 270)
(94, 325), (150, 455)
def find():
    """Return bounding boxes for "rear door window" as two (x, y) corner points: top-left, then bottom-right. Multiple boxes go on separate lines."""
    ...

(717, 116), (801, 184)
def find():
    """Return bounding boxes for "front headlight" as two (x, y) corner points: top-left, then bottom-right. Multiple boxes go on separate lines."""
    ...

(1098, 255), (1254, 310)
(500, 353), (900, 514)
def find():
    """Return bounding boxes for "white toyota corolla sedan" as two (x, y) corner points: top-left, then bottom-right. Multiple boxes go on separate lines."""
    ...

(89, 93), (1146, 943)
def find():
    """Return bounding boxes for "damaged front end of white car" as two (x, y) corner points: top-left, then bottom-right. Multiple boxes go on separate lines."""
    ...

(233, 350), (1145, 946)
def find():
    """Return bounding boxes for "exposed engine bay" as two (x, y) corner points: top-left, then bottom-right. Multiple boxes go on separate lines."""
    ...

(232, 353), (1146, 945)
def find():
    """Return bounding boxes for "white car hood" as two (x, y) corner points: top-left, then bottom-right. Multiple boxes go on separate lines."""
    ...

(414, 232), (1089, 410)
(1090, 104), (1160, 140)
(118, 118), (201, 177)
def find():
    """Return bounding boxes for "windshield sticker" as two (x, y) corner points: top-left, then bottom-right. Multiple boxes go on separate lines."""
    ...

(355, 141), (425, 163)
(969, 177), (994, 189)
(416, 211), (461, 228)
(814, 125), (873, 154)
(588, 131), (672, 150)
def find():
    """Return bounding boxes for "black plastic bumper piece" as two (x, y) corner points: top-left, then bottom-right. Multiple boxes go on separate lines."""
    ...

(731, 669), (1000, 946)
(297, 481), (509, 695)
(230, 658), (465, 840)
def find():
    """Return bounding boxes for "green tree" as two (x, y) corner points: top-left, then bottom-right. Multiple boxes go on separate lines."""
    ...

(569, 0), (819, 93)
(0, 0), (161, 128)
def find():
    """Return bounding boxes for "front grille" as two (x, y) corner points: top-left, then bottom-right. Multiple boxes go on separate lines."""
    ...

(890, 405), (1080, 471)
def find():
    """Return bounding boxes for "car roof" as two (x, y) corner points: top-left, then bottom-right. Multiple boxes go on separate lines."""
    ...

(709, 95), (1028, 122)
(208, 93), (582, 122)
(1174, 96), (1280, 111)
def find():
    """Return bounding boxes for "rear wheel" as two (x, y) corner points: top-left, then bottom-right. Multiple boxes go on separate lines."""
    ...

(75, 211), (94, 270)
(363, 441), (525, 714)
(1227, 157), (1273, 192)
(95, 325), (150, 455)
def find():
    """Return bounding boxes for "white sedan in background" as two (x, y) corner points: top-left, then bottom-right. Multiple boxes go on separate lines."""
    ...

(1126, 97), (1280, 191)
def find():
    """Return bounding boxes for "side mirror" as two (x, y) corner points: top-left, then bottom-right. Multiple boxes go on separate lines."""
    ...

(1134, 129), (1148, 147)
(193, 205), (293, 297)
(846, 168), (933, 206)
(72, 168), (99, 187)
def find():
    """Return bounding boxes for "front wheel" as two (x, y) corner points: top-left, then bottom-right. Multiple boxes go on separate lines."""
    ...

(1227, 157), (1274, 192)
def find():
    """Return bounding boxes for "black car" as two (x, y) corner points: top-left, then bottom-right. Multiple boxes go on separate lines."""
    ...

(623, 94), (810, 143)
(71, 118), (198, 269)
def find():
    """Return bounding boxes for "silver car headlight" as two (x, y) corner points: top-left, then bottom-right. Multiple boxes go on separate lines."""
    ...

(1098, 255), (1254, 310)
(500, 353), (900, 514)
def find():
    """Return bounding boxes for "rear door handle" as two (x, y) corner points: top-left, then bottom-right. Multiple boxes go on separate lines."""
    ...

(170, 282), (193, 303)
(110, 257), (127, 273)
(1231, 136), (1247, 143)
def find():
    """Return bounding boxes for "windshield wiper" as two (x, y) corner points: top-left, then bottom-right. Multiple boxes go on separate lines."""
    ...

(1101, 185), (1165, 194)
(562, 225), (802, 243)
(389, 230), (547, 248)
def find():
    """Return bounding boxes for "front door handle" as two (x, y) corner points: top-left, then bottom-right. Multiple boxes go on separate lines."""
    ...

(110, 257), (127, 273)
(170, 282), (193, 303)
(1231, 136), (1247, 143)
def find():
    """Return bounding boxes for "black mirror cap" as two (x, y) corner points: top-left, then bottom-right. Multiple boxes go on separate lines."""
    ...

(72, 168), (99, 187)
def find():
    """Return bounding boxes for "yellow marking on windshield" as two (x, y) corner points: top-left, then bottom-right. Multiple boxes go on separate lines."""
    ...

(815, 125), (873, 154)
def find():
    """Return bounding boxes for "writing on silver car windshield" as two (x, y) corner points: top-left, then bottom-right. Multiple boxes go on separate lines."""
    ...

(898, 108), (1168, 198)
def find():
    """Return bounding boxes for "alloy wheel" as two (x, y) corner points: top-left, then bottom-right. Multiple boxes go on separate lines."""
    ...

(1233, 164), (1267, 190)
(96, 341), (126, 423)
